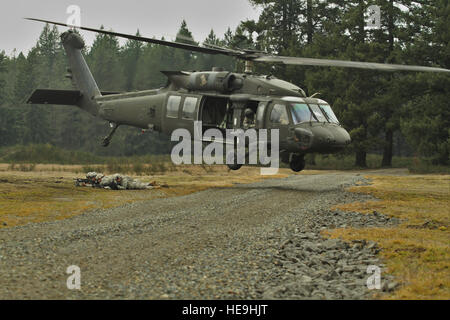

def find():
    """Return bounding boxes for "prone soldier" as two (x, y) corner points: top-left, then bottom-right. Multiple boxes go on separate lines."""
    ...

(86, 172), (98, 185)
(76, 172), (153, 190)
(113, 174), (153, 190)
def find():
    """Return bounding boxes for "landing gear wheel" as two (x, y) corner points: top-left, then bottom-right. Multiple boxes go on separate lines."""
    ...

(101, 137), (112, 147)
(290, 155), (305, 172)
(226, 150), (242, 171)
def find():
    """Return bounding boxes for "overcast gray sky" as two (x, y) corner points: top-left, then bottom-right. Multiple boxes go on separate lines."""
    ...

(1, 0), (261, 56)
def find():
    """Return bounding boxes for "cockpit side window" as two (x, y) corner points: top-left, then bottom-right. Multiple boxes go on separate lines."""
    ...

(320, 104), (339, 124)
(309, 104), (327, 122)
(291, 103), (313, 124)
(270, 104), (290, 125)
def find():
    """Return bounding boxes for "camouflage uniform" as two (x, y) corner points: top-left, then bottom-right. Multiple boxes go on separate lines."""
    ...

(114, 174), (152, 190)
(74, 172), (98, 187)
(86, 172), (98, 186)
(112, 174), (127, 190)
(79, 172), (152, 190)
(94, 173), (105, 188)
(98, 175), (117, 189)
(128, 178), (152, 190)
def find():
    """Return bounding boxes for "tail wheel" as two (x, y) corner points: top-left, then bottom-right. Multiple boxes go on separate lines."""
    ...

(290, 155), (305, 172)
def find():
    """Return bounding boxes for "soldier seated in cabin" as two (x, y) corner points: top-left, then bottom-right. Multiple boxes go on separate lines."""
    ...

(243, 108), (256, 129)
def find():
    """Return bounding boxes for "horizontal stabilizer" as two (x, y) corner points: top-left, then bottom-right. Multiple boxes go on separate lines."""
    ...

(27, 89), (82, 105)
(101, 91), (122, 96)
(27, 89), (122, 105)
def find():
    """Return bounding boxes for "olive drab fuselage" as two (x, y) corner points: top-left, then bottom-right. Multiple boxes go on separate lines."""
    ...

(94, 70), (352, 164)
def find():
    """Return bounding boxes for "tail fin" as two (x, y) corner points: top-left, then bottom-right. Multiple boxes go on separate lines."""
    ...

(61, 30), (101, 116)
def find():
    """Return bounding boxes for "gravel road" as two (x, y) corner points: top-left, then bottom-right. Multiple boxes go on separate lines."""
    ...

(0, 172), (399, 299)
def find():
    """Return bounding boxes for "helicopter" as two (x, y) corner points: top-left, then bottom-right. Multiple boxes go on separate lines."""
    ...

(25, 18), (450, 172)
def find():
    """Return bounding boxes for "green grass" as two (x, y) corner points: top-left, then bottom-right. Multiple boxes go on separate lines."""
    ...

(0, 144), (172, 166)
(407, 160), (450, 174)
(306, 154), (449, 174)
(1, 144), (448, 174)
(305, 154), (412, 170)
(0, 144), (105, 164)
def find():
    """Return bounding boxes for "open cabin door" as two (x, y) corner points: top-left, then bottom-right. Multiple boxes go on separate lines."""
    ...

(199, 96), (232, 136)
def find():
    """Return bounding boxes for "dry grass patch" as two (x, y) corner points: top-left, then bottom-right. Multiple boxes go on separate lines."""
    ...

(324, 174), (450, 299)
(0, 175), (161, 227)
(0, 164), (294, 228)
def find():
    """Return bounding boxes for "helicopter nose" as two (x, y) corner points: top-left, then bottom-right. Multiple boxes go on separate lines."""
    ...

(308, 126), (334, 147)
(307, 125), (351, 152)
(329, 126), (351, 146)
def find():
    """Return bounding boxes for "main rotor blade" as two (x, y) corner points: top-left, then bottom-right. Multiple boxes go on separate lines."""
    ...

(253, 55), (450, 73)
(25, 18), (450, 73)
(25, 18), (237, 56)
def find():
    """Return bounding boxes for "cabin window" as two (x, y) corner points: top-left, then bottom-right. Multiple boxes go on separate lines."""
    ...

(309, 104), (327, 122)
(166, 96), (181, 118)
(291, 103), (312, 124)
(182, 97), (198, 120)
(270, 104), (289, 125)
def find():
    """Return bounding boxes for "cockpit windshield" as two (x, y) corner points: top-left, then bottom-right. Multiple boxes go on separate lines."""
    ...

(291, 102), (340, 124)
(291, 103), (313, 124)
(309, 104), (328, 122)
(320, 104), (339, 124)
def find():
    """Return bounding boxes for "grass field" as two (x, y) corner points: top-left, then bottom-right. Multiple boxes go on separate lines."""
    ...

(0, 163), (294, 228)
(324, 174), (450, 299)
(2, 144), (449, 174)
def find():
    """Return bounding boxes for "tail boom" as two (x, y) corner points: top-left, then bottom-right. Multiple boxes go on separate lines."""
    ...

(60, 30), (101, 116)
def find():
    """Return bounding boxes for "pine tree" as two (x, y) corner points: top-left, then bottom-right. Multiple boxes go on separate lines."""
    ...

(247, 0), (302, 53)
(199, 29), (235, 71)
(399, 1), (450, 165)
(88, 27), (125, 91)
(121, 30), (144, 91)
(133, 41), (173, 90)
(0, 52), (17, 147)
(15, 47), (50, 144)
(36, 24), (61, 88)
(173, 20), (197, 70)
(302, 1), (385, 167)
(176, 20), (196, 45)
(0, 51), (6, 105)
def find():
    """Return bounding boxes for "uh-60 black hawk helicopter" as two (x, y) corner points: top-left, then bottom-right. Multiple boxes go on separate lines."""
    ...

(26, 18), (450, 172)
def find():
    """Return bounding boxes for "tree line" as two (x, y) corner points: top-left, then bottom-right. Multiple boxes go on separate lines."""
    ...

(0, 0), (448, 166)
